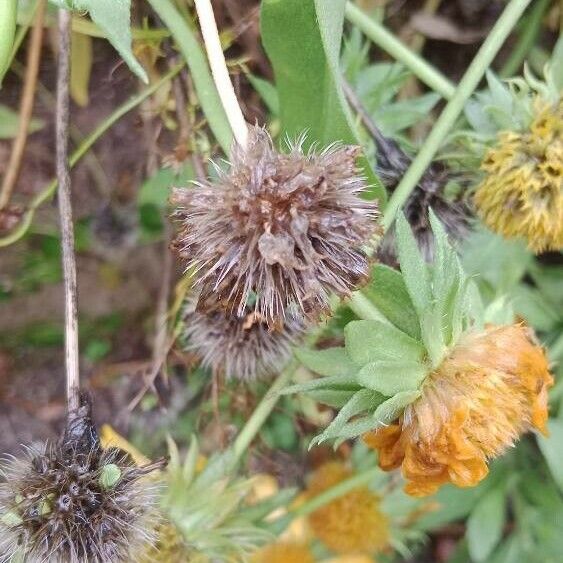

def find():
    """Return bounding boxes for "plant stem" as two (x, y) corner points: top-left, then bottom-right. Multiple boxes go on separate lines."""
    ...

(147, 0), (233, 154)
(0, 0), (46, 210)
(0, 0), (17, 86)
(269, 465), (381, 534)
(56, 8), (80, 413)
(193, 0), (248, 148)
(0, 64), (183, 248)
(500, 0), (550, 78)
(345, 2), (455, 100)
(232, 359), (299, 463)
(382, 0), (532, 229)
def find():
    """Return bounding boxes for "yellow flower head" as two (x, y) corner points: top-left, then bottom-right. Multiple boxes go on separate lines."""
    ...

(251, 542), (316, 563)
(474, 99), (563, 253)
(306, 462), (389, 554)
(139, 523), (189, 563)
(365, 324), (553, 497)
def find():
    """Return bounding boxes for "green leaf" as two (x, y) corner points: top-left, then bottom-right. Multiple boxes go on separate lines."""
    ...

(0, 0), (17, 86)
(139, 165), (194, 208)
(537, 419), (563, 493)
(372, 390), (420, 425)
(356, 359), (427, 396)
(395, 213), (432, 316)
(306, 388), (358, 408)
(313, 389), (384, 445)
(247, 73), (279, 115)
(295, 346), (358, 377)
(283, 373), (360, 396)
(0, 104), (44, 138)
(364, 264), (421, 340)
(67, 0), (148, 83)
(467, 487), (506, 562)
(345, 319), (426, 366)
(147, 0), (232, 154)
(260, 0), (385, 202)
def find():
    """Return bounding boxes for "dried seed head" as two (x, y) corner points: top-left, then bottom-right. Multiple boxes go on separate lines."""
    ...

(0, 400), (163, 562)
(375, 134), (472, 265)
(182, 296), (305, 380)
(474, 99), (563, 253)
(172, 126), (379, 323)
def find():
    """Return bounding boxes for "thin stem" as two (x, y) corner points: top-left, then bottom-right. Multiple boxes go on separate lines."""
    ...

(193, 0), (248, 148)
(345, 2), (455, 100)
(500, 0), (550, 78)
(232, 359), (299, 463)
(383, 0), (532, 229)
(0, 0), (46, 210)
(0, 64), (183, 248)
(56, 8), (79, 413)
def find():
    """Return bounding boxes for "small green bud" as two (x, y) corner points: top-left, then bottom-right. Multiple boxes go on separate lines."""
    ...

(99, 463), (122, 489)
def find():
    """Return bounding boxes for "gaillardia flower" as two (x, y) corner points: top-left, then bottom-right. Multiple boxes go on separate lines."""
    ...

(182, 296), (304, 380)
(0, 400), (163, 562)
(251, 542), (316, 563)
(306, 461), (389, 554)
(364, 324), (553, 496)
(172, 126), (379, 324)
(474, 100), (563, 253)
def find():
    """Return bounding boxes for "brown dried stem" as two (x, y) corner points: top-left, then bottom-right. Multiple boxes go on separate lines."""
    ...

(56, 8), (80, 414)
(0, 0), (46, 210)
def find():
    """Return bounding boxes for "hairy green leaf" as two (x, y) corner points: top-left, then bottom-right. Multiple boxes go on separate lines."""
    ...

(295, 346), (358, 377)
(260, 0), (385, 201)
(372, 390), (420, 426)
(356, 359), (427, 396)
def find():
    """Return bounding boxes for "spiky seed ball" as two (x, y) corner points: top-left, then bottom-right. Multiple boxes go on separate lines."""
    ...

(364, 324), (554, 497)
(0, 402), (163, 563)
(251, 542), (316, 563)
(172, 126), (379, 324)
(182, 296), (305, 380)
(374, 133), (471, 265)
(306, 462), (389, 555)
(474, 99), (563, 253)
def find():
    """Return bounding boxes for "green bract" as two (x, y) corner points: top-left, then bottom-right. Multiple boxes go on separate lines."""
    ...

(161, 437), (294, 560)
(286, 211), (484, 447)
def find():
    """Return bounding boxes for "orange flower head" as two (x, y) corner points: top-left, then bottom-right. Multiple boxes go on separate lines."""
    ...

(365, 324), (553, 496)
(474, 99), (563, 253)
(306, 462), (389, 554)
(251, 542), (316, 563)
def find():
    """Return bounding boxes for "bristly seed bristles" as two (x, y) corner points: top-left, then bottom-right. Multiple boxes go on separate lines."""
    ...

(182, 295), (305, 381)
(171, 125), (380, 325)
(0, 399), (164, 563)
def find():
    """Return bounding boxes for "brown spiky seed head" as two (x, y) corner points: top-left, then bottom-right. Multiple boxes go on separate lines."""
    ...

(183, 296), (305, 380)
(0, 404), (162, 563)
(172, 126), (379, 323)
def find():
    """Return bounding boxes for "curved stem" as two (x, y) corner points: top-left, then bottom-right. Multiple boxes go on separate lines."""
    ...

(345, 2), (455, 100)
(383, 0), (532, 229)
(232, 359), (299, 463)
(0, 64), (183, 248)
(193, 0), (248, 148)
(56, 8), (80, 413)
(0, 0), (47, 210)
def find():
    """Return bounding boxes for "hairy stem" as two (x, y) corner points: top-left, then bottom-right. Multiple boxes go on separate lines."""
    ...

(0, 0), (46, 210)
(345, 2), (455, 100)
(383, 0), (532, 229)
(56, 8), (80, 413)
(193, 0), (248, 148)
(0, 64), (183, 248)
